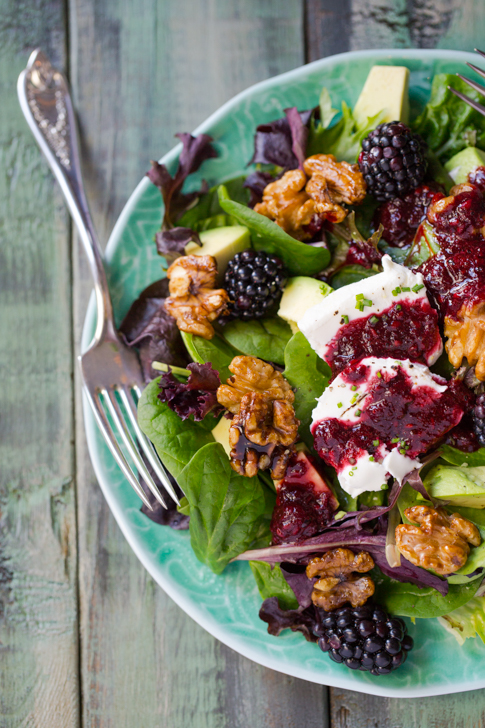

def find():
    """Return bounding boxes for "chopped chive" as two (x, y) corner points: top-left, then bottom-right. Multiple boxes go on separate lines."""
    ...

(351, 395), (359, 404)
(337, 402), (343, 408)
(399, 448), (407, 455)
(372, 439), (379, 446)
(395, 304), (402, 311)
(392, 287), (401, 296)
(351, 385), (357, 391)
(401, 286), (411, 292)
(412, 283), (424, 293)
(356, 293), (364, 300)
(341, 314), (349, 324)
(380, 483), (388, 490)
(377, 371), (382, 378)
(370, 315), (379, 325)
(349, 471), (354, 476)
(369, 455), (375, 462)
(391, 437), (400, 443)
(355, 409), (361, 417)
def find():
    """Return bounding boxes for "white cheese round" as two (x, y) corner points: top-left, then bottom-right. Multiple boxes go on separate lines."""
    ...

(298, 255), (442, 365)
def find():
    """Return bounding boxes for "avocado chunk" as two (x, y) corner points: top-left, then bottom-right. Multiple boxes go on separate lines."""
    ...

(185, 225), (250, 283)
(353, 65), (410, 128)
(211, 416), (231, 457)
(444, 147), (485, 185)
(278, 277), (333, 334)
(423, 463), (485, 508)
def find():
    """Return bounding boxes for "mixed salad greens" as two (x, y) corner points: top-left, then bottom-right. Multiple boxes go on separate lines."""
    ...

(121, 66), (485, 676)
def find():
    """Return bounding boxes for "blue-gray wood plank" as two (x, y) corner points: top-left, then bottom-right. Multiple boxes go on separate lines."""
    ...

(2, 0), (485, 725)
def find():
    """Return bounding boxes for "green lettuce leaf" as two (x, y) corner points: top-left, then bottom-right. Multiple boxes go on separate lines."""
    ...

(217, 185), (330, 276)
(177, 442), (270, 573)
(221, 316), (292, 366)
(330, 264), (378, 289)
(438, 596), (485, 645)
(181, 331), (240, 382)
(249, 561), (299, 610)
(413, 74), (485, 163)
(137, 378), (215, 477)
(307, 96), (384, 163)
(178, 175), (250, 231)
(440, 445), (485, 467)
(283, 332), (331, 448)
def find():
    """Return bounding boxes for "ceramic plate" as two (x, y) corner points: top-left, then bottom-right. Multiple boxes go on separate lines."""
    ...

(82, 49), (485, 698)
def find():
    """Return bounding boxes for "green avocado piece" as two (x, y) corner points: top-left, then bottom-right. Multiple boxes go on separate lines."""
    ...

(423, 463), (485, 508)
(278, 277), (333, 334)
(444, 147), (485, 185)
(185, 225), (250, 283)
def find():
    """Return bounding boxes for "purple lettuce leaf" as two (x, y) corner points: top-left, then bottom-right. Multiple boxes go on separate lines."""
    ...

(280, 565), (315, 609)
(284, 106), (309, 170)
(248, 108), (313, 170)
(155, 227), (201, 263)
(147, 132), (217, 230)
(119, 278), (189, 381)
(158, 362), (222, 421)
(371, 551), (449, 596)
(259, 597), (319, 642)
(243, 170), (278, 207)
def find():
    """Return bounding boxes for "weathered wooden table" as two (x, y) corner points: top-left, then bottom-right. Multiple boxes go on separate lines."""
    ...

(3, 1), (485, 725)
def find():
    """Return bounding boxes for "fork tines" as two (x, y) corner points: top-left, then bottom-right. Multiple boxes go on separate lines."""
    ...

(85, 380), (180, 511)
(448, 49), (485, 117)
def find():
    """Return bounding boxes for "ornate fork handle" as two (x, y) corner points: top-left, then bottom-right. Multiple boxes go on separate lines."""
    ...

(17, 49), (116, 343)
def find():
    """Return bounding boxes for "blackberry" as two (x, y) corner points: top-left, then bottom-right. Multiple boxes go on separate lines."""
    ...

(359, 121), (428, 202)
(473, 393), (485, 447)
(314, 602), (414, 675)
(221, 249), (287, 321)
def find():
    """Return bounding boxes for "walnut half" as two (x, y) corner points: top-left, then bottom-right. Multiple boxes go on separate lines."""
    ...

(217, 355), (294, 414)
(165, 254), (229, 339)
(306, 548), (375, 611)
(395, 505), (481, 575)
(229, 392), (299, 478)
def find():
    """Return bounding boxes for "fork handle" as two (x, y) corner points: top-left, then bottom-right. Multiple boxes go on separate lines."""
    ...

(17, 49), (116, 343)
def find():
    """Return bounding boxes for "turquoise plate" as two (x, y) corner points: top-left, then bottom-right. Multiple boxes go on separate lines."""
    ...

(82, 49), (485, 698)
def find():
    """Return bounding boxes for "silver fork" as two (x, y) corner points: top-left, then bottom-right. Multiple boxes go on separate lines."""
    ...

(449, 48), (485, 114)
(17, 49), (179, 511)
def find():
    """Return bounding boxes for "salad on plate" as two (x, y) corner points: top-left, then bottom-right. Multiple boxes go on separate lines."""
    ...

(119, 64), (485, 677)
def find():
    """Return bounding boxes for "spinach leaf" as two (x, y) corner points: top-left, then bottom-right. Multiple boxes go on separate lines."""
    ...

(217, 186), (330, 276)
(250, 562), (299, 610)
(222, 317), (292, 366)
(440, 445), (485, 468)
(307, 99), (384, 163)
(178, 442), (269, 574)
(178, 175), (250, 231)
(137, 378), (215, 477)
(181, 331), (240, 382)
(374, 570), (481, 618)
(330, 264), (378, 290)
(284, 332), (331, 448)
(413, 74), (485, 163)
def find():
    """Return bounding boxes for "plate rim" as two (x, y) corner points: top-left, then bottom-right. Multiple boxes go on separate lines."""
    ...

(82, 47), (485, 698)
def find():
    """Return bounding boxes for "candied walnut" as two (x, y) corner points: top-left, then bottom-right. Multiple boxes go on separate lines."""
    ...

(427, 183), (478, 225)
(165, 255), (229, 339)
(444, 301), (485, 380)
(395, 505), (480, 575)
(254, 170), (316, 240)
(303, 154), (366, 224)
(306, 548), (375, 611)
(229, 392), (299, 478)
(217, 355), (294, 414)
(254, 156), (367, 239)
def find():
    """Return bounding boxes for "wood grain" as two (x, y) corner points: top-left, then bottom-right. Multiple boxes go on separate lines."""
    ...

(70, 1), (330, 725)
(306, 0), (485, 723)
(0, 4), (80, 727)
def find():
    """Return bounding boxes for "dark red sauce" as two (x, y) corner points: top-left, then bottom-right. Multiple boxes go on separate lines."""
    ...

(326, 299), (442, 374)
(374, 184), (444, 247)
(270, 451), (336, 544)
(313, 362), (468, 471)
(420, 187), (485, 320)
(468, 165), (485, 192)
